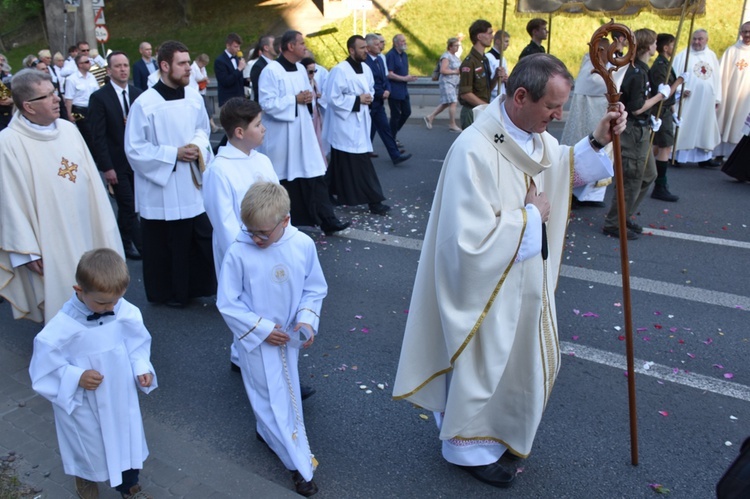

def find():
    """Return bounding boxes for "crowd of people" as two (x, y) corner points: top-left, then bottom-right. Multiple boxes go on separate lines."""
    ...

(0, 17), (748, 498)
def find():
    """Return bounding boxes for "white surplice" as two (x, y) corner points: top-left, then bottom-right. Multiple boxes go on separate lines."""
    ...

(257, 60), (326, 181)
(322, 59), (374, 154)
(217, 226), (327, 481)
(561, 53), (615, 202)
(393, 96), (612, 464)
(29, 295), (157, 486)
(0, 114), (123, 323)
(203, 143), (279, 278)
(124, 86), (212, 221)
(673, 47), (722, 162)
(715, 41), (750, 157)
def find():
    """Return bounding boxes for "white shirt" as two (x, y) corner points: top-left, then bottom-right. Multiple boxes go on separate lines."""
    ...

(64, 70), (99, 107)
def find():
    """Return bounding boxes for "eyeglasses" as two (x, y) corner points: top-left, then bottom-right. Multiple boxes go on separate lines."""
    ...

(26, 91), (56, 103)
(79, 60), (91, 64)
(243, 219), (284, 241)
(307, 69), (317, 75)
(80, 48), (90, 52)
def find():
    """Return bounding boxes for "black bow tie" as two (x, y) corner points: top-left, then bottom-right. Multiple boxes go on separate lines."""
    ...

(87, 311), (115, 321)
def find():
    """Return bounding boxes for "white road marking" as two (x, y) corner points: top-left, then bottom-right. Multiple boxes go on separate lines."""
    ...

(560, 341), (750, 402)
(336, 227), (750, 399)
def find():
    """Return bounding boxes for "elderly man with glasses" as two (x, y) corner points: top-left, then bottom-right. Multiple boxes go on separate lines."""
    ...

(0, 69), (123, 323)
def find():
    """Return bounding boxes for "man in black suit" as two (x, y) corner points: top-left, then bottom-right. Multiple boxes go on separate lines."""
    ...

(88, 51), (143, 260)
(132, 41), (157, 90)
(249, 34), (276, 102)
(214, 32), (247, 107)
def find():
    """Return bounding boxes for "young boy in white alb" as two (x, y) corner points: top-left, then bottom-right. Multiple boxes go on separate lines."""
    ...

(29, 248), (157, 499)
(217, 182), (327, 497)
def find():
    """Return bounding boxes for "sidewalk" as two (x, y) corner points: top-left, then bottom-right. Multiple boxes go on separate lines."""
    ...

(0, 346), (298, 499)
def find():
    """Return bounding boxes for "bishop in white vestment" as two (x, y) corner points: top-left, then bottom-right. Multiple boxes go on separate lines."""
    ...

(394, 55), (625, 487)
(0, 70), (123, 323)
(715, 24), (750, 158)
(673, 31), (722, 164)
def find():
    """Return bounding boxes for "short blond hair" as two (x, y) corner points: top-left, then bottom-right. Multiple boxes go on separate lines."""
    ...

(75, 248), (130, 294)
(240, 182), (290, 228)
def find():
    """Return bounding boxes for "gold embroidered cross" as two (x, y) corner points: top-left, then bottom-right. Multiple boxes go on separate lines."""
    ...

(58, 158), (78, 183)
(737, 59), (748, 71)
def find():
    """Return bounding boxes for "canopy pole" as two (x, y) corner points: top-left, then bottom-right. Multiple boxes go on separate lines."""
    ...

(646, 0), (691, 166)
(589, 20), (638, 467)
(547, 13), (553, 53)
(671, 11), (696, 165)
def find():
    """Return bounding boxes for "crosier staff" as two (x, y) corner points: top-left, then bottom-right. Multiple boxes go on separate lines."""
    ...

(588, 20), (640, 467)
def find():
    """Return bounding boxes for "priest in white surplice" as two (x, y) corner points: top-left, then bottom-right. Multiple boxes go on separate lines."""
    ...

(673, 29), (722, 166)
(323, 35), (391, 216)
(0, 69), (123, 324)
(715, 22), (750, 159)
(258, 30), (349, 236)
(393, 54), (627, 488)
(125, 41), (217, 307)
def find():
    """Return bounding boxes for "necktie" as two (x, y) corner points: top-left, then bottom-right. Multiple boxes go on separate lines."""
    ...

(122, 89), (129, 116)
(482, 56), (492, 93)
(87, 311), (115, 321)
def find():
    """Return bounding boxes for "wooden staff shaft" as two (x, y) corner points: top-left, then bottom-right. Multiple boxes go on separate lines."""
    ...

(589, 21), (639, 466)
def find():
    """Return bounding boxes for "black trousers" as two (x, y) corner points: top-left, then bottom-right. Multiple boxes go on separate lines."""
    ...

(141, 214), (216, 305)
(281, 176), (338, 228)
(112, 169), (141, 249)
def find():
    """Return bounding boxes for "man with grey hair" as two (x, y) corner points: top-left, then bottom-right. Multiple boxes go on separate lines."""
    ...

(364, 33), (411, 164)
(0, 69), (123, 323)
(386, 34), (418, 146)
(672, 29), (722, 167)
(394, 54), (627, 488)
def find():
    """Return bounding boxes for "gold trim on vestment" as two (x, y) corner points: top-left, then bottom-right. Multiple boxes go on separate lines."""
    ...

(296, 307), (320, 319)
(393, 186), (528, 401)
(239, 316), (262, 340)
(451, 435), (530, 460)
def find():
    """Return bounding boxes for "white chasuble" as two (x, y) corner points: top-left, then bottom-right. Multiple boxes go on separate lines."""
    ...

(124, 87), (211, 221)
(29, 296), (157, 486)
(322, 60), (374, 154)
(0, 115), (123, 323)
(257, 61), (326, 181)
(673, 47), (721, 158)
(393, 96), (611, 459)
(217, 227), (327, 481)
(203, 144), (279, 278)
(716, 41), (750, 155)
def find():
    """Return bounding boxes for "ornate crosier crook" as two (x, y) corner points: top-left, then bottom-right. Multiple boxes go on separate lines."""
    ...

(588, 20), (641, 466)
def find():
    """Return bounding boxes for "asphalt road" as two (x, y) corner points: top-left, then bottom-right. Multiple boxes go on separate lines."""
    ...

(2, 117), (749, 498)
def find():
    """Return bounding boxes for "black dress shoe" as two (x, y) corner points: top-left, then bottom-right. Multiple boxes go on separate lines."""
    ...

(369, 203), (391, 215)
(321, 220), (350, 236)
(291, 471), (319, 497)
(123, 242), (142, 260)
(602, 226), (638, 240)
(699, 159), (720, 168)
(456, 460), (515, 488)
(393, 153), (412, 165)
(300, 385), (316, 401)
(625, 221), (643, 234)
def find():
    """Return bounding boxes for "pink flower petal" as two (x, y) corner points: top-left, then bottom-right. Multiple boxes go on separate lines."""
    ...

(637, 327), (648, 332)
(669, 327), (678, 333)
(614, 302), (621, 307)
(724, 373), (735, 379)
(573, 309), (580, 315)
(571, 335), (579, 341)
(354, 315), (363, 319)
(702, 338), (713, 345)
(687, 353), (695, 358)
(713, 364), (724, 369)
(361, 327), (370, 333)
(658, 411), (669, 417)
